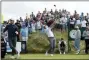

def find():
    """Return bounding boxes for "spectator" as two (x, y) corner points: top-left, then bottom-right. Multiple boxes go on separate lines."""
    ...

(15, 20), (21, 41)
(86, 13), (89, 20)
(73, 10), (78, 19)
(81, 18), (87, 39)
(86, 19), (89, 26)
(20, 23), (28, 42)
(36, 11), (42, 21)
(36, 20), (42, 30)
(28, 18), (32, 34)
(64, 15), (68, 31)
(74, 26), (81, 54)
(24, 16), (29, 27)
(60, 15), (67, 32)
(67, 12), (71, 23)
(75, 18), (81, 28)
(43, 8), (47, 14)
(20, 17), (23, 22)
(80, 12), (84, 21)
(31, 20), (36, 32)
(50, 9), (54, 15)
(82, 26), (89, 54)
(4, 20), (18, 59)
(19, 17), (23, 26)
(54, 9), (59, 20)
(59, 9), (62, 18)
(69, 17), (75, 29)
(45, 13), (50, 23)
(30, 12), (35, 20)
(58, 38), (66, 54)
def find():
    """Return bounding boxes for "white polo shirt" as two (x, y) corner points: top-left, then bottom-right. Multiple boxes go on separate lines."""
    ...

(44, 26), (54, 37)
(76, 20), (81, 25)
(81, 20), (87, 27)
(37, 21), (41, 29)
(60, 17), (67, 24)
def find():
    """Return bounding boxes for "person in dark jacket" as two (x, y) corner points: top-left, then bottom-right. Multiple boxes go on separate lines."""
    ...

(20, 17), (23, 22)
(19, 17), (23, 26)
(58, 38), (66, 54)
(25, 17), (29, 27)
(4, 19), (18, 59)
(15, 20), (21, 41)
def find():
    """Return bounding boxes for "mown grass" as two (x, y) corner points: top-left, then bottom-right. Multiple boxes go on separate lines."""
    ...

(4, 54), (89, 59)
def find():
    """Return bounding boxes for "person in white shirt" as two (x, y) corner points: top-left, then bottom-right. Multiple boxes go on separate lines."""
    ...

(81, 19), (87, 28)
(64, 16), (68, 31)
(86, 13), (89, 20)
(44, 20), (56, 56)
(60, 16), (67, 32)
(81, 19), (87, 39)
(36, 20), (42, 30)
(69, 18), (75, 29)
(31, 21), (36, 32)
(75, 19), (81, 28)
(59, 17), (64, 32)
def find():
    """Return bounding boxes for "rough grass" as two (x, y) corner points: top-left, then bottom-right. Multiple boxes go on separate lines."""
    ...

(27, 30), (68, 53)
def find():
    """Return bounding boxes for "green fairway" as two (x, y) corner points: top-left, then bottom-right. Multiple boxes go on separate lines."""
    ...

(5, 54), (89, 59)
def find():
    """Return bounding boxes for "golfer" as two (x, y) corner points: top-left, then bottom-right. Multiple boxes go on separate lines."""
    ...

(44, 20), (56, 56)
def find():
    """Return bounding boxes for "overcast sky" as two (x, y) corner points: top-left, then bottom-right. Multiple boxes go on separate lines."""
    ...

(2, 1), (89, 21)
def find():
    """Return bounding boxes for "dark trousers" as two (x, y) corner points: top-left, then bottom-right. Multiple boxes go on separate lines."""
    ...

(60, 46), (65, 53)
(8, 37), (17, 56)
(47, 37), (55, 54)
(70, 24), (74, 30)
(17, 32), (20, 41)
(85, 39), (89, 54)
(81, 27), (86, 40)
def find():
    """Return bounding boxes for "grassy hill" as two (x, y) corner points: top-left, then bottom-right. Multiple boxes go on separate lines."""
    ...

(27, 30), (68, 53)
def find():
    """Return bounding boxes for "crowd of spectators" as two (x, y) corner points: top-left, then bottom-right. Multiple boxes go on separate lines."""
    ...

(1, 8), (89, 58)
